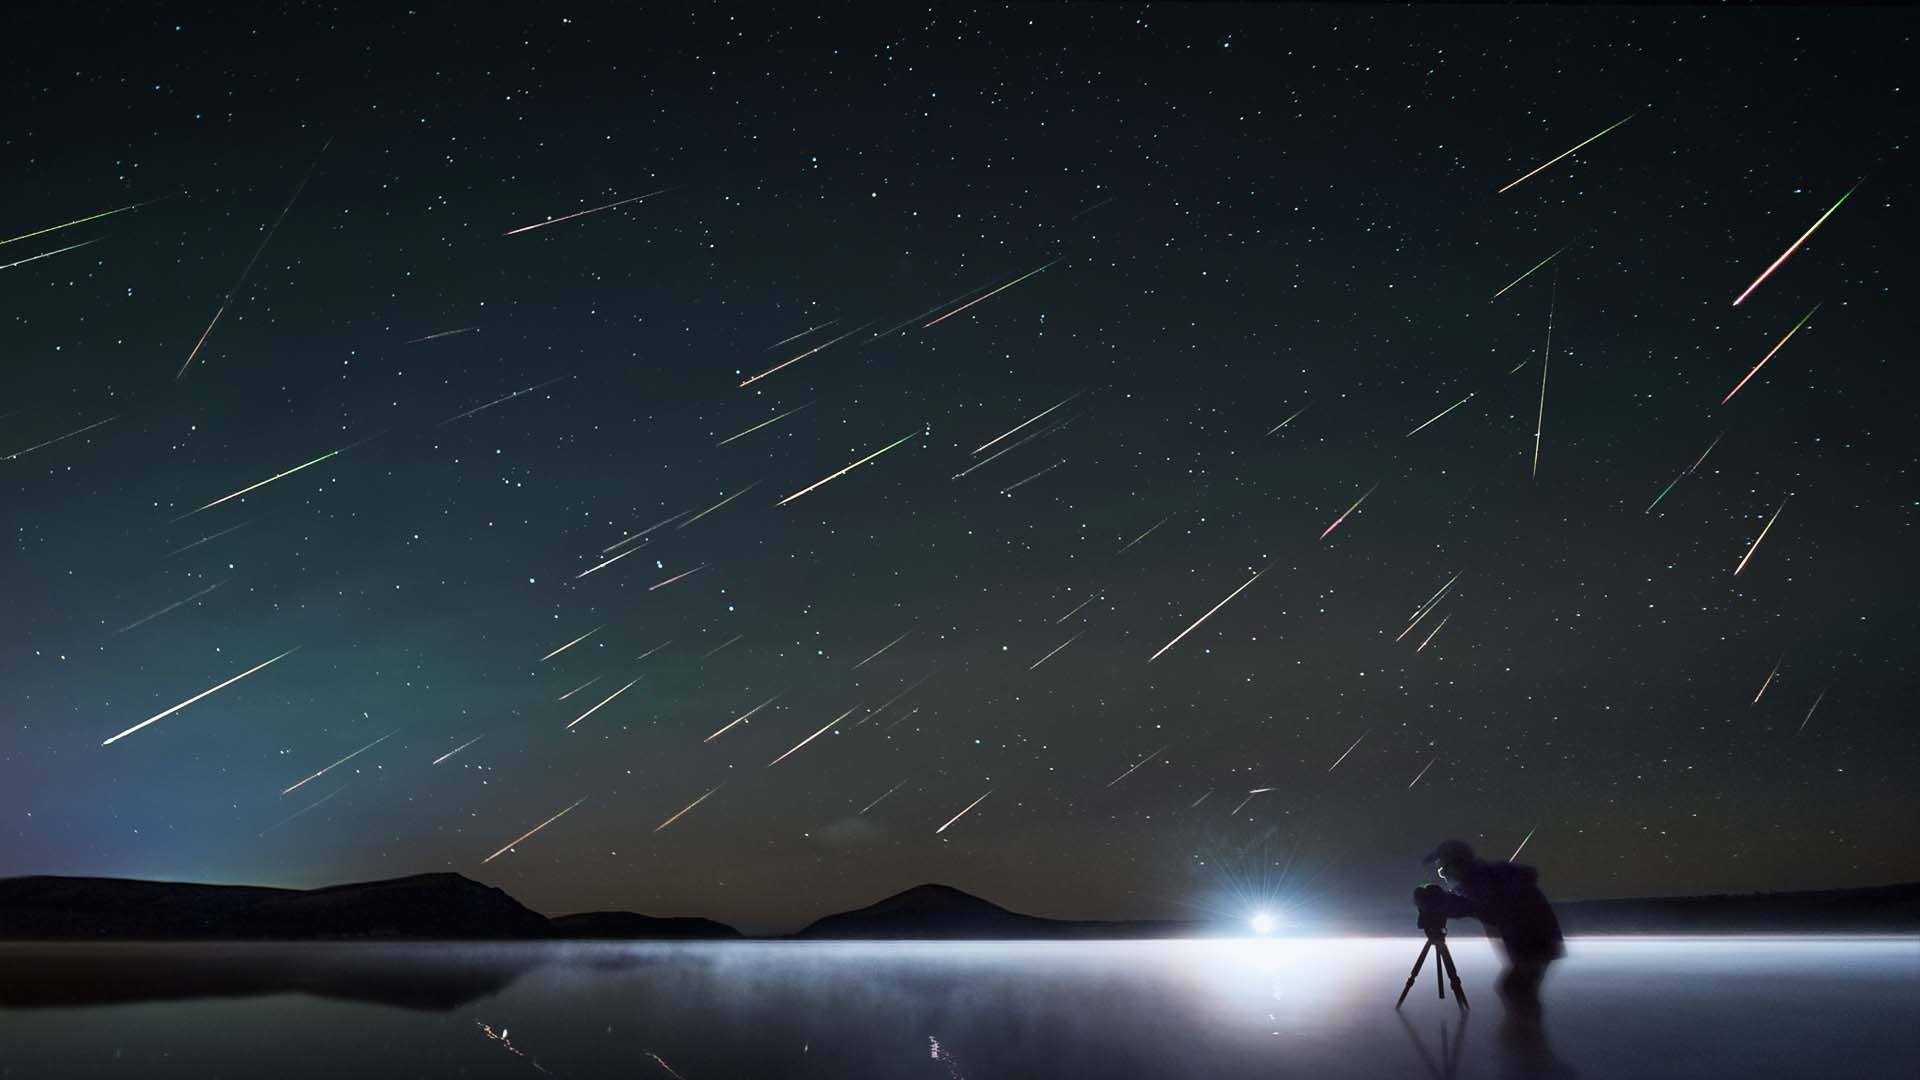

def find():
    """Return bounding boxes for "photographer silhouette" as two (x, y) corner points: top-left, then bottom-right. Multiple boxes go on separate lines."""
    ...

(1421, 839), (1564, 1018)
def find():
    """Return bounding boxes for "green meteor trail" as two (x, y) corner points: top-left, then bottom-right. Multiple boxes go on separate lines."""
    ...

(1, 198), (161, 248)
(1499, 112), (1638, 194)
(1491, 246), (1568, 300)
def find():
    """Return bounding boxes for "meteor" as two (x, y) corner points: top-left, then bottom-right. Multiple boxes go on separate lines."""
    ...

(1416, 614), (1450, 653)
(540, 626), (602, 662)
(2, 197), (161, 248)
(1733, 497), (1788, 576)
(1056, 593), (1101, 623)
(3, 415), (118, 461)
(1265, 402), (1312, 435)
(1149, 567), (1267, 662)
(1406, 392), (1476, 438)
(0, 237), (100, 272)
(603, 511), (689, 554)
(634, 640), (673, 662)
(699, 634), (743, 659)
(923, 257), (1063, 328)
(649, 563), (709, 590)
(1498, 112), (1636, 194)
(432, 734), (485, 765)
(859, 778), (909, 815)
(704, 694), (780, 743)
(857, 673), (931, 727)
(1001, 458), (1065, 495)
(1721, 304), (1819, 405)
(504, 189), (670, 236)
(935, 790), (992, 834)
(869, 280), (995, 341)
(1509, 826), (1538, 862)
(679, 481), (759, 528)
(1189, 789), (1214, 809)
(1407, 573), (1461, 624)
(1408, 757), (1437, 790)
(766, 319), (841, 350)
(404, 326), (479, 344)
(1319, 484), (1379, 541)
(768, 704), (860, 766)
(653, 785), (721, 832)
(102, 647), (298, 745)
(557, 676), (602, 701)
(738, 322), (874, 388)
(716, 402), (813, 446)
(259, 780), (353, 837)
(1229, 788), (1278, 816)
(972, 391), (1084, 455)
(1754, 655), (1783, 704)
(113, 580), (226, 636)
(568, 677), (640, 730)
(439, 374), (572, 425)
(1491, 246), (1568, 300)
(1328, 731), (1368, 772)
(282, 729), (398, 795)
(173, 434), (378, 521)
(952, 417), (1068, 480)
(483, 796), (588, 863)
(1117, 513), (1174, 555)
(778, 428), (922, 506)
(853, 629), (913, 669)
(1798, 690), (1826, 733)
(1732, 183), (1858, 306)
(575, 543), (648, 579)
(1532, 277), (1557, 479)
(1028, 630), (1085, 671)
(1106, 744), (1167, 788)
(1645, 468), (1687, 515)
(164, 521), (250, 559)
(1689, 430), (1727, 474)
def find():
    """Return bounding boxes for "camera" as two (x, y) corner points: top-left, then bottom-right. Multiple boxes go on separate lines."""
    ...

(1413, 883), (1450, 935)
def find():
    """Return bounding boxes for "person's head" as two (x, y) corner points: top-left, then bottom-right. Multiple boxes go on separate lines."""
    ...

(1423, 839), (1476, 882)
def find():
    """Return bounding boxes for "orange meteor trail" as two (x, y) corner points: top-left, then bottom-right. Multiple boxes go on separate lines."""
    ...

(1732, 183), (1858, 306)
(704, 694), (780, 743)
(1733, 498), (1788, 576)
(1721, 304), (1819, 405)
(924, 258), (1063, 328)
(1754, 655), (1784, 705)
(768, 705), (860, 766)
(503, 189), (670, 235)
(1319, 484), (1379, 541)
(649, 563), (708, 591)
(483, 797), (588, 863)
(654, 785), (722, 832)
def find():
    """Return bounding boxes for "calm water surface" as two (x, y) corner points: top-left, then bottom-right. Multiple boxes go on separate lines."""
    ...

(1, 937), (1913, 1078)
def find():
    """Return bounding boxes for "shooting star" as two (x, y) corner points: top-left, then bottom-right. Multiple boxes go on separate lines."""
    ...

(1733, 497), (1788, 576)
(654, 785), (721, 832)
(1532, 276), (1557, 479)
(853, 630), (913, 670)
(1509, 826), (1539, 862)
(1732, 183), (1859, 307)
(717, 402), (813, 446)
(0, 237), (101, 273)
(575, 543), (649, 579)
(1645, 468), (1687, 515)
(1406, 392), (1476, 438)
(766, 318), (841, 350)
(3, 415), (118, 461)
(1001, 458), (1066, 495)
(568, 677), (640, 730)
(404, 326), (479, 344)
(1189, 789), (1214, 809)
(1149, 567), (1267, 662)
(1754, 655), (1784, 705)
(1498, 112), (1636, 194)
(860, 779), (909, 815)
(282, 730), (398, 795)
(113, 581), (226, 635)
(924, 257), (1063, 328)
(439, 373), (572, 425)
(1798, 690), (1826, 733)
(1328, 731), (1368, 772)
(1721, 304), (1820, 405)
(432, 734), (485, 765)
(973, 391), (1084, 455)
(649, 563), (709, 591)
(705, 694), (780, 743)
(2, 197), (161, 248)
(1056, 593), (1101, 623)
(769, 705), (860, 766)
(603, 511), (688, 554)
(101, 647), (298, 745)
(173, 434), (378, 521)
(1029, 630), (1086, 671)
(1229, 788), (1278, 816)
(504, 189), (670, 236)
(1266, 402), (1312, 435)
(858, 673), (932, 727)
(635, 640), (673, 662)
(1070, 195), (1115, 220)
(935, 790), (992, 834)
(164, 521), (250, 559)
(557, 676), (602, 701)
(1689, 430), (1727, 474)
(738, 322), (874, 388)
(1117, 513), (1174, 555)
(1491, 246), (1568, 300)
(259, 781), (353, 837)
(1408, 757), (1438, 790)
(540, 626), (602, 662)
(699, 634), (743, 660)
(679, 481), (759, 529)
(1416, 614), (1451, 653)
(483, 796), (588, 863)
(1319, 484), (1379, 541)
(778, 428), (922, 506)
(952, 416), (1070, 480)
(1106, 744), (1167, 788)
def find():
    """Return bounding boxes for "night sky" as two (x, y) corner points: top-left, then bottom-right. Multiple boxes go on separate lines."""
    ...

(3, 4), (1916, 934)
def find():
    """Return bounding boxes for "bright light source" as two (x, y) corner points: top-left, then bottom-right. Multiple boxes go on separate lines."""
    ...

(1249, 910), (1277, 935)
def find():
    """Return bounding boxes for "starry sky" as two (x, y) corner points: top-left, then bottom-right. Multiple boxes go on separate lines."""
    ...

(3, 4), (1916, 934)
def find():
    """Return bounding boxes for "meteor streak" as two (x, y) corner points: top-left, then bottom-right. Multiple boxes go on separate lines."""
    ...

(3, 415), (118, 461)
(853, 630), (913, 669)
(0, 237), (100, 272)
(1689, 430), (1727, 474)
(1721, 304), (1819, 405)
(1732, 183), (1858, 306)
(439, 374), (572, 425)
(1733, 497), (1787, 576)
(1328, 731), (1368, 772)
(1406, 392), (1476, 438)
(1149, 568), (1267, 662)
(1106, 744), (1167, 788)
(1408, 757), (1437, 789)
(432, 734), (485, 765)
(635, 640), (673, 662)
(768, 704), (860, 766)
(1056, 593), (1101, 623)
(1416, 614), (1450, 653)
(483, 796), (588, 863)
(504, 189), (670, 235)
(778, 428), (922, 506)
(1509, 826), (1538, 862)
(858, 673), (931, 727)
(102, 647), (298, 745)
(738, 322), (874, 387)
(558, 676), (602, 701)
(404, 326), (479, 344)
(1229, 788), (1278, 816)
(923, 257), (1063, 328)
(164, 521), (250, 558)
(679, 481), (759, 528)
(972, 391), (1083, 455)
(1798, 690), (1826, 733)
(717, 402), (813, 446)
(860, 778), (909, 815)
(1319, 484), (1379, 541)
(870, 281), (995, 340)
(1491, 246), (1568, 300)
(1001, 458), (1065, 495)
(540, 626), (602, 662)
(1532, 276), (1557, 479)
(113, 581), (225, 635)
(1189, 789), (1214, 809)
(568, 677), (640, 730)
(1498, 112), (1636, 194)
(1645, 468), (1687, 515)
(1029, 630), (1085, 671)
(603, 511), (688, 553)
(1117, 513), (1174, 555)
(699, 634), (743, 659)
(174, 434), (378, 521)
(653, 785), (721, 832)
(935, 790), (992, 834)
(282, 730), (398, 795)
(259, 780), (353, 836)
(1407, 573), (1461, 624)
(1754, 655), (1783, 704)
(766, 319), (841, 349)
(1266, 402), (1312, 435)
(648, 563), (709, 590)
(705, 694), (780, 743)
(951, 417), (1068, 480)
(575, 543), (648, 579)
(2, 198), (161, 248)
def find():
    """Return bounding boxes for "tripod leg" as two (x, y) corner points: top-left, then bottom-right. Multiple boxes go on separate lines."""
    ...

(1395, 940), (1433, 1009)
(1437, 943), (1470, 1011)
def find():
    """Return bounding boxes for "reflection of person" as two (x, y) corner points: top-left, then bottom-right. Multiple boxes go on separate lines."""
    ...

(1422, 839), (1563, 1018)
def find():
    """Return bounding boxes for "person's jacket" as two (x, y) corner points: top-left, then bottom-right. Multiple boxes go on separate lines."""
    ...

(1435, 860), (1565, 960)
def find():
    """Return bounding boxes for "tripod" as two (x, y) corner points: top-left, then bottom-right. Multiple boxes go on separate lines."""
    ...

(1395, 927), (1469, 1011)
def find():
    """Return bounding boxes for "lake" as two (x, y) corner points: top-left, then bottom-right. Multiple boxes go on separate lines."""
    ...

(1, 937), (1913, 1078)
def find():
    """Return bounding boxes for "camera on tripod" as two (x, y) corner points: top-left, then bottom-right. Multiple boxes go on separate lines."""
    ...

(1413, 883), (1451, 936)
(1396, 883), (1469, 1011)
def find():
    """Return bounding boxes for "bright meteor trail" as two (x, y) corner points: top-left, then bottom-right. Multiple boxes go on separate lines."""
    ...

(432, 735), (485, 765)
(483, 797), (588, 863)
(282, 730), (398, 795)
(0, 237), (101, 272)
(716, 403), (812, 446)
(1732, 183), (1858, 306)
(503, 189), (670, 235)
(778, 428), (922, 506)
(1721, 304), (1819, 404)
(704, 694), (780, 743)
(1328, 731), (1368, 772)
(738, 322), (874, 388)
(1734, 498), (1788, 576)
(654, 785), (721, 833)
(1319, 484), (1379, 541)
(935, 790), (992, 834)
(173, 435), (377, 521)
(567, 677), (640, 730)
(973, 391), (1084, 455)
(923, 258), (1063, 328)
(101, 647), (299, 746)
(1149, 568), (1267, 662)
(2, 198), (161, 248)
(540, 626), (602, 662)
(1532, 276), (1558, 479)
(768, 705), (859, 766)
(1406, 392), (1476, 437)
(3, 415), (118, 461)
(1498, 112), (1636, 194)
